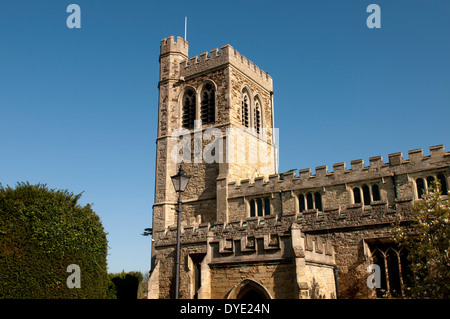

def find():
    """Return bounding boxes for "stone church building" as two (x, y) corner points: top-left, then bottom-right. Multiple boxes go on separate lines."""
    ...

(147, 36), (450, 299)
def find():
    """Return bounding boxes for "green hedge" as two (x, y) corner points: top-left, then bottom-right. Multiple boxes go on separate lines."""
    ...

(0, 182), (108, 298)
(107, 271), (144, 299)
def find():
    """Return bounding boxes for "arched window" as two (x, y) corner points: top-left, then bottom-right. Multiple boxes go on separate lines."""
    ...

(249, 197), (271, 217)
(298, 194), (305, 213)
(257, 198), (263, 217)
(241, 92), (250, 128)
(416, 178), (425, 199)
(386, 248), (402, 297)
(314, 192), (322, 211)
(306, 193), (314, 210)
(353, 187), (362, 204)
(250, 200), (256, 217)
(369, 244), (412, 298)
(254, 100), (261, 134)
(201, 83), (215, 124)
(264, 198), (271, 216)
(362, 185), (371, 205)
(182, 88), (196, 129)
(437, 173), (448, 195)
(372, 184), (381, 201)
(426, 176), (435, 188)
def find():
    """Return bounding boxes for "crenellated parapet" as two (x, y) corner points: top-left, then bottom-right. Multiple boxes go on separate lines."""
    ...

(154, 213), (294, 248)
(153, 211), (337, 266)
(180, 44), (273, 91)
(160, 36), (189, 57)
(153, 197), (413, 248)
(297, 198), (413, 232)
(228, 145), (449, 197)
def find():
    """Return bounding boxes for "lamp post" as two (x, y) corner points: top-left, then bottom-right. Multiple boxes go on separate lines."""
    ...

(170, 164), (191, 299)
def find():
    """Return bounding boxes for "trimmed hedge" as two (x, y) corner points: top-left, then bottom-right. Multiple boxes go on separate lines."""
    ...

(107, 271), (143, 299)
(0, 182), (108, 298)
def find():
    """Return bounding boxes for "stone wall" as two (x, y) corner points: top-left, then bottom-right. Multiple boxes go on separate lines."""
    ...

(210, 263), (296, 299)
(151, 36), (450, 299)
(227, 145), (450, 222)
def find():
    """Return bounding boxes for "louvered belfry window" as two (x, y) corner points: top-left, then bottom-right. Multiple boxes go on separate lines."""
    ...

(182, 89), (196, 129)
(242, 93), (249, 128)
(201, 83), (215, 124)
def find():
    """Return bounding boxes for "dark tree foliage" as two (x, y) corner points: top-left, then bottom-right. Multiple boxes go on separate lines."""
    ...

(0, 182), (108, 298)
(107, 271), (143, 299)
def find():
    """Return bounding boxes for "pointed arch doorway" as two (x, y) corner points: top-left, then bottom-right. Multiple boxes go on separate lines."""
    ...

(226, 279), (272, 300)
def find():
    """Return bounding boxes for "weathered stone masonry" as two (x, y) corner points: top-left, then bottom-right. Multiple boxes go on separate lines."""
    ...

(149, 36), (450, 299)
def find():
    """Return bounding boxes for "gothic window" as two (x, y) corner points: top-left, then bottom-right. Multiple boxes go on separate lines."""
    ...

(264, 198), (271, 216)
(257, 198), (263, 217)
(437, 173), (448, 195)
(416, 178), (425, 199)
(416, 173), (448, 199)
(182, 88), (196, 129)
(249, 197), (271, 217)
(372, 184), (381, 201)
(368, 243), (412, 298)
(426, 176), (435, 188)
(250, 199), (256, 217)
(371, 249), (387, 296)
(362, 185), (371, 206)
(299, 192), (323, 212)
(201, 83), (215, 124)
(254, 99), (261, 134)
(306, 193), (314, 210)
(241, 92), (250, 128)
(314, 192), (322, 211)
(298, 194), (306, 212)
(353, 184), (381, 205)
(353, 187), (362, 204)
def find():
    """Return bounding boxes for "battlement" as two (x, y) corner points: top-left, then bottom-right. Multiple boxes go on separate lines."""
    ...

(153, 197), (412, 248)
(180, 44), (273, 91)
(160, 36), (189, 57)
(154, 212), (294, 248)
(228, 145), (449, 195)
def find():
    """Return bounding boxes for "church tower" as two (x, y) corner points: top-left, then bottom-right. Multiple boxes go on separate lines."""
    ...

(152, 36), (277, 237)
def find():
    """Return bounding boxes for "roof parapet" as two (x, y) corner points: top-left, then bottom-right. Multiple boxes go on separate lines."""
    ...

(179, 44), (273, 91)
(228, 145), (449, 192)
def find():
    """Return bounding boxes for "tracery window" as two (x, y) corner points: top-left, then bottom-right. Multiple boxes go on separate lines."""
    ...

(368, 242), (413, 298)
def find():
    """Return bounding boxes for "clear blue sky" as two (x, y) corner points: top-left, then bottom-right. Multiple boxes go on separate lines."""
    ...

(1, 1), (449, 274)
